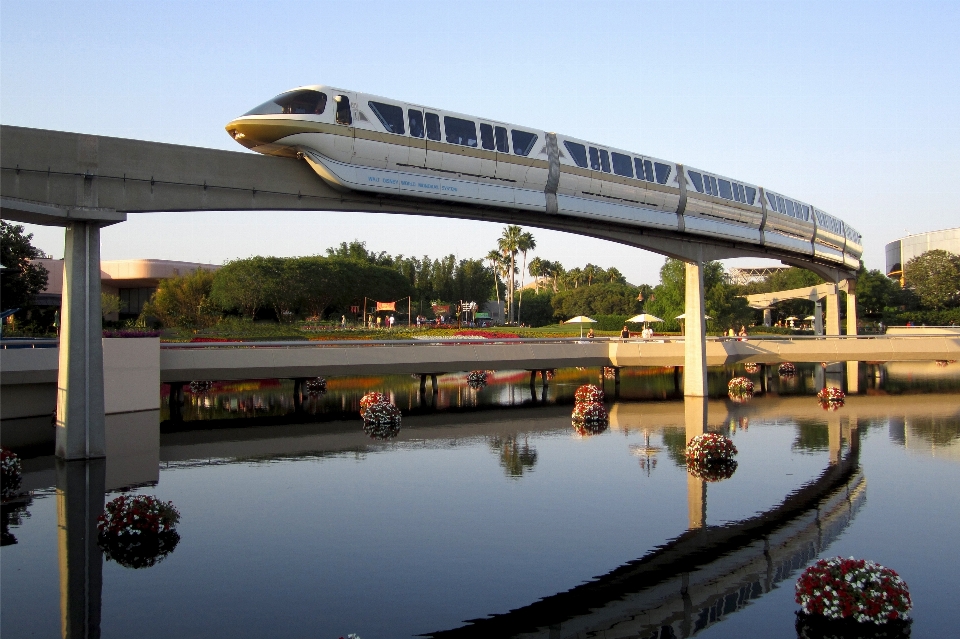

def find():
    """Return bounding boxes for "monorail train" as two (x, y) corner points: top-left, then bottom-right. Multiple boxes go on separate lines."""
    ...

(225, 86), (862, 269)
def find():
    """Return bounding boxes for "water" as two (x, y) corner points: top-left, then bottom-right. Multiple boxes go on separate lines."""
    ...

(3, 362), (959, 638)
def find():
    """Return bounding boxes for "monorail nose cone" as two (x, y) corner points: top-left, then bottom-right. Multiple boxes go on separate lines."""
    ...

(225, 119), (260, 149)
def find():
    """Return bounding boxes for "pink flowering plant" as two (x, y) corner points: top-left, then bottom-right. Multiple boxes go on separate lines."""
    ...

(1, 446), (23, 499)
(359, 392), (387, 416)
(685, 433), (737, 464)
(795, 557), (912, 624)
(817, 387), (846, 411)
(743, 363), (760, 374)
(727, 377), (754, 401)
(574, 384), (604, 405)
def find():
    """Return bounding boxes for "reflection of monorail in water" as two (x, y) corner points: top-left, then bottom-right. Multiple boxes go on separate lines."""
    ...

(227, 87), (862, 269)
(427, 436), (864, 639)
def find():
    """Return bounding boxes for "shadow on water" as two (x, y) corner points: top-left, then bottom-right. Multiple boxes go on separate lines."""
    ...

(425, 417), (865, 639)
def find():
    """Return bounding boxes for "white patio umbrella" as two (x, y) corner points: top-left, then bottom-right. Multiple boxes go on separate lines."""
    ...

(625, 313), (664, 325)
(564, 315), (597, 338)
(804, 315), (816, 321)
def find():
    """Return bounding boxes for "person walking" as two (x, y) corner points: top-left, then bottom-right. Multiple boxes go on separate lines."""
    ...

(341, 315), (346, 329)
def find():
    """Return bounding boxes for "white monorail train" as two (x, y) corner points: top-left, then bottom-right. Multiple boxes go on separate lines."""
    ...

(226, 86), (862, 269)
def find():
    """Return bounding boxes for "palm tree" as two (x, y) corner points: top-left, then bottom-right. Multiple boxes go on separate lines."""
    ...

(528, 257), (545, 293)
(497, 225), (523, 323)
(485, 249), (505, 321)
(605, 266), (625, 284)
(567, 267), (583, 289)
(549, 261), (564, 292)
(516, 231), (536, 324)
(583, 263), (599, 287)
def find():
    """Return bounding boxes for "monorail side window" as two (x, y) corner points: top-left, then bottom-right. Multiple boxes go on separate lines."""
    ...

(766, 192), (778, 211)
(495, 127), (509, 153)
(480, 124), (495, 150)
(408, 110), (424, 138)
(611, 152), (633, 177)
(736, 183), (747, 203)
(368, 102), (405, 135)
(425, 113), (441, 141)
(744, 186), (756, 205)
(688, 170), (704, 192)
(445, 117), (478, 147)
(776, 196), (786, 215)
(599, 150), (611, 173)
(731, 182), (743, 202)
(718, 179), (733, 200)
(335, 95), (352, 125)
(564, 141), (588, 168)
(705, 175), (718, 196)
(244, 89), (327, 116)
(511, 130), (538, 156)
(589, 147), (601, 171)
(800, 205), (810, 221)
(654, 162), (670, 184)
(643, 159), (655, 182)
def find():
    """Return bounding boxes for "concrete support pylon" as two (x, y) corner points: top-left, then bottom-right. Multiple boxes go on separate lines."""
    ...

(843, 280), (858, 336)
(57, 459), (105, 639)
(762, 308), (772, 327)
(683, 261), (708, 397)
(814, 300), (824, 336)
(56, 222), (106, 460)
(685, 397), (707, 529)
(825, 292), (841, 337)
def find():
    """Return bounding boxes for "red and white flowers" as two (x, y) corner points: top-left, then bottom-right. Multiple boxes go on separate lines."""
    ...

(467, 370), (488, 389)
(818, 387), (846, 411)
(1, 446), (23, 499)
(743, 363), (760, 374)
(795, 557), (912, 624)
(727, 377), (754, 402)
(188, 380), (214, 394)
(685, 433), (738, 481)
(574, 384), (604, 405)
(359, 392), (387, 416)
(98, 494), (180, 536)
(305, 377), (327, 395)
(779, 362), (797, 377)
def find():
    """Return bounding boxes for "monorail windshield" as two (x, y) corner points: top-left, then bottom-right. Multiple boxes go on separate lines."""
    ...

(244, 90), (327, 116)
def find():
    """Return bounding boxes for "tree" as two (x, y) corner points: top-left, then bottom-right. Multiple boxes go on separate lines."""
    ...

(498, 225), (524, 322)
(101, 292), (124, 319)
(583, 263), (600, 287)
(516, 231), (536, 324)
(548, 261), (564, 293)
(528, 257), (545, 293)
(904, 250), (960, 310)
(605, 267), (627, 284)
(643, 259), (742, 332)
(855, 267), (909, 317)
(485, 249), (505, 312)
(210, 256), (274, 319)
(1, 221), (49, 311)
(325, 240), (394, 266)
(143, 269), (218, 329)
(565, 267), (583, 289)
(551, 283), (642, 318)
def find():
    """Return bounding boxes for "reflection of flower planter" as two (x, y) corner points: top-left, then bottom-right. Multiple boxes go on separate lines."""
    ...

(188, 380), (214, 395)
(727, 377), (754, 402)
(97, 495), (181, 569)
(935, 360), (949, 367)
(1, 447), (23, 500)
(795, 612), (912, 639)
(572, 402), (608, 435)
(779, 362), (797, 377)
(686, 457), (738, 482)
(743, 363), (760, 374)
(99, 531), (181, 569)
(796, 558), (912, 628)
(817, 387), (845, 411)
(305, 377), (327, 396)
(574, 384), (604, 405)
(362, 401), (402, 440)
(359, 392), (387, 416)
(467, 370), (488, 389)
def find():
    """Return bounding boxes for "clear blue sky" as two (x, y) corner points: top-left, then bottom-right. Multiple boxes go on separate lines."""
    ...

(3, 0), (958, 284)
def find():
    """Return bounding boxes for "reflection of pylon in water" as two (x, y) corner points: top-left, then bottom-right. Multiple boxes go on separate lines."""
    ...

(629, 430), (662, 477)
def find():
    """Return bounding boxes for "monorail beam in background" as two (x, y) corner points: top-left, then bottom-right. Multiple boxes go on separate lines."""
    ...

(56, 221), (106, 460)
(683, 261), (708, 397)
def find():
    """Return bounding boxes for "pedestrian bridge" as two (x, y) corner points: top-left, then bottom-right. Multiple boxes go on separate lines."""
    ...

(0, 124), (863, 458)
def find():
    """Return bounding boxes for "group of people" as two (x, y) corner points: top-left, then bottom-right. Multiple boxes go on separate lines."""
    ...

(727, 325), (748, 340)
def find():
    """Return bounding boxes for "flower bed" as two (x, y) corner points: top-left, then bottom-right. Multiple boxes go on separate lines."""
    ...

(743, 363), (760, 374)
(305, 377), (327, 395)
(795, 557), (912, 625)
(453, 330), (519, 339)
(1, 447), (23, 499)
(779, 362), (797, 377)
(727, 376), (754, 398)
(359, 392), (387, 416)
(574, 384), (604, 405)
(467, 370), (488, 389)
(102, 329), (161, 338)
(818, 387), (846, 411)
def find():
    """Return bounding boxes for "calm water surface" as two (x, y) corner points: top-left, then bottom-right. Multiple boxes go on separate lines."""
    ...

(2, 362), (959, 638)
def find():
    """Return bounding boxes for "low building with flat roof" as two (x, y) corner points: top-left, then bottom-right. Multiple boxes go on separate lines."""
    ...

(886, 228), (960, 284)
(33, 258), (220, 319)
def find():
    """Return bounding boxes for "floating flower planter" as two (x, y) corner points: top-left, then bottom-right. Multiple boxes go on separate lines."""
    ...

(727, 377), (755, 402)
(359, 392), (387, 416)
(685, 433), (738, 482)
(743, 363), (760, 374)
(779, 362), (797, 377)
(361, 401), (402, 440)
(304, 377), (327, 396)
(817, 387), (846, 411)
(572, 401), (608, 435)
(467, 370), (488, 389)
(97, 494), (181, 569)
(574, 384), (604, 405)
(935, 360), (950, 367)
(795, 557), (912, 631)
(1, 447), (22, 500)
(188, 380), (214, 395)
